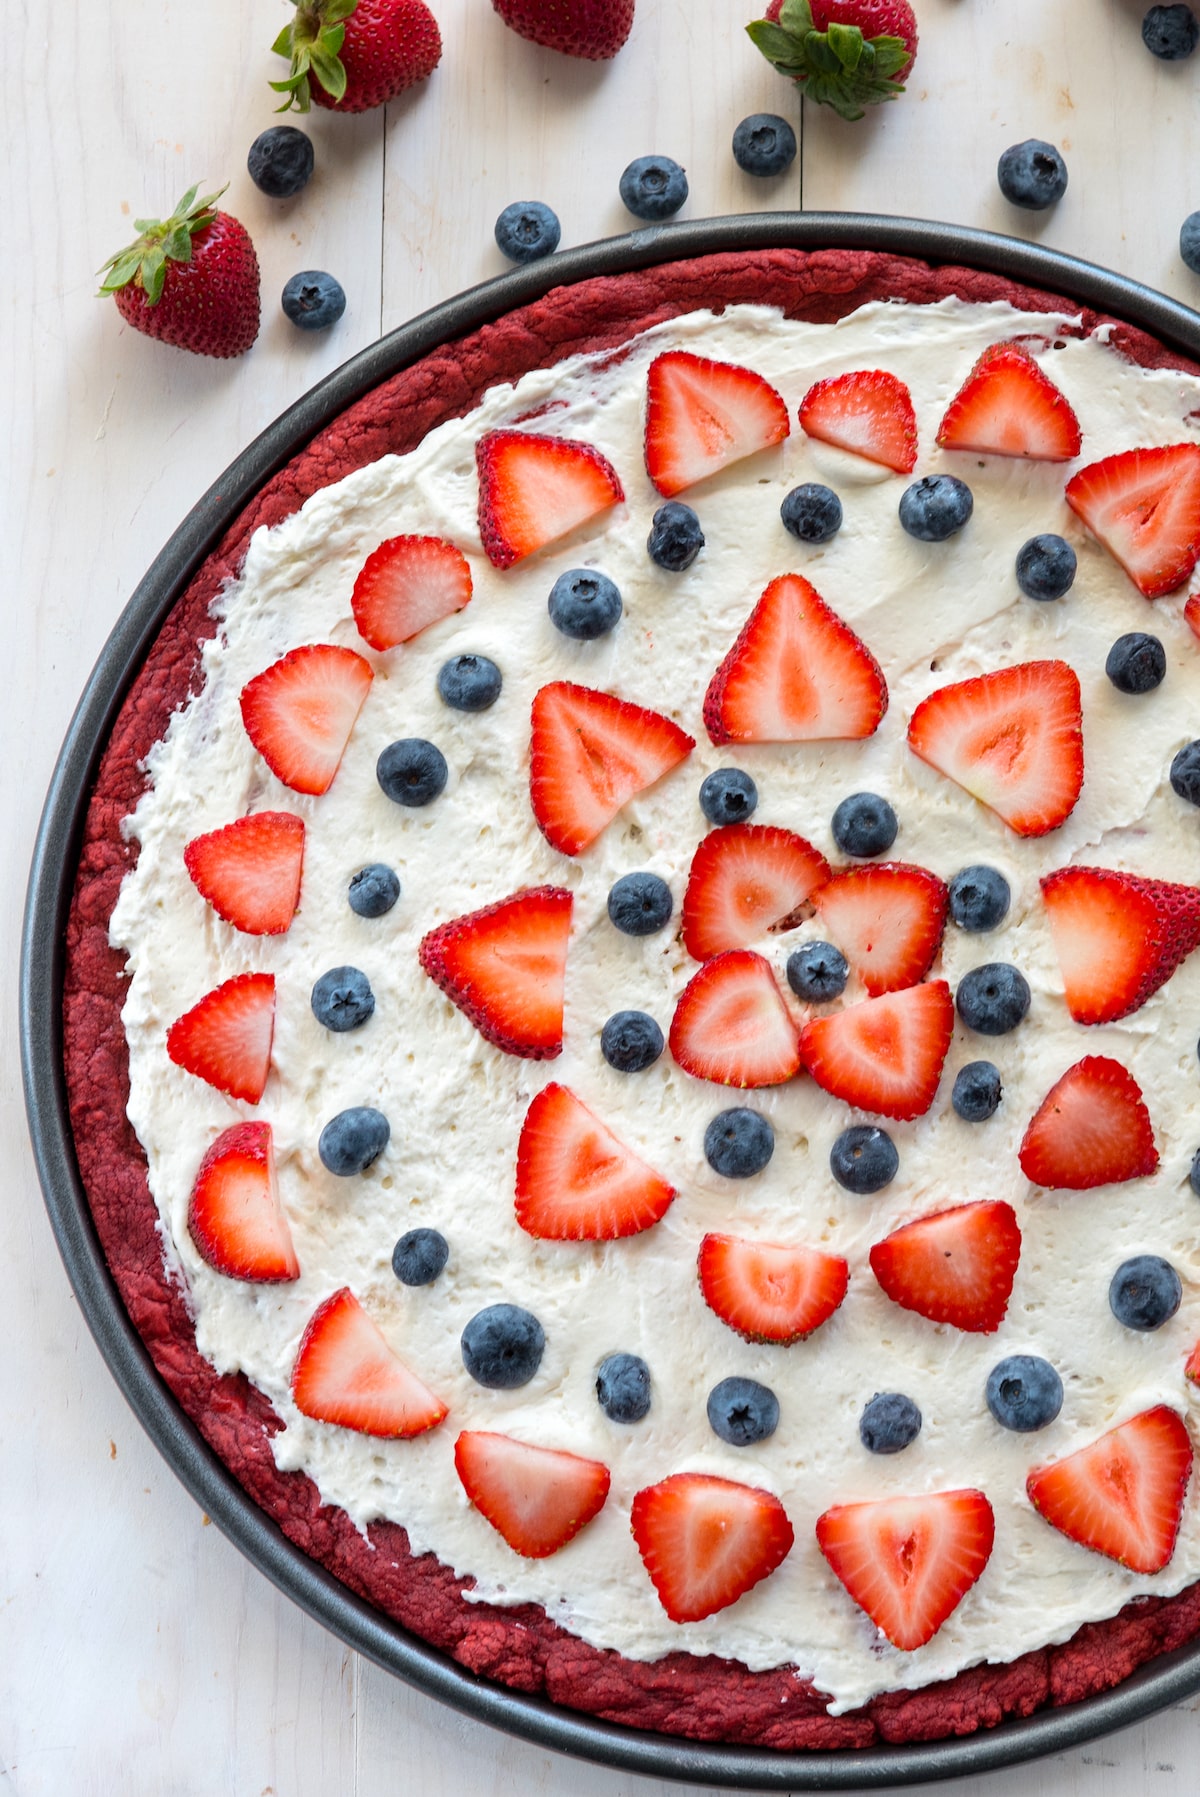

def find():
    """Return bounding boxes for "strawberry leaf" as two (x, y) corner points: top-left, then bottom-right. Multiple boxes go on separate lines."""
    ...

(97, 182), (228, 303)
(748, 5), (910, 116)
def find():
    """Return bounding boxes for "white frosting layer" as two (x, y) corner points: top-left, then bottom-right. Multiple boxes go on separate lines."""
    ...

(112, 298), (1200, 1713)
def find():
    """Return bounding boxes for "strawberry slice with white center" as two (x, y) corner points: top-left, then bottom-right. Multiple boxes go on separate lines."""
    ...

(187, 1121), (299, 1283)
(630, 1473), (795, 1624)
(1065, 444), (1200, 598)
(936, 342), (1082, 461)
(350, 534), (472, 650)
(515, 1082), (676, 1239)
(1187, 1340), (1200, 1386)
(816, 1489), (995, 1651)
(454, 1431), (611, 1558)
(681, 824), (830, 961)
(418, 886), (572, 1059)
(1186, 591), (1200, 642)
(1019, 1055), (1158, 1190)
(291, 1287), (447, 1439)
(799, 980), (953, 1121)
(869, 1200), (1021, 1334)
(703, 574), (888, 746)
(797, 369), (918, 473)
(183, 811), (305, 936)
(1027, 1406), (1192, 1574)
(697, 1232), (849, 1344)
(529, 681), (694, 856)
(644, 350), (790, 496)
(240, 643), (373, 796)
(476, 429), (624, 569)
(166, 972), (276, 1104)
(669, 951), (801, 1087)
(907, 660), (1083, 837)
(1042, 866), (1200, 1024)
(813, 862), (948, 996)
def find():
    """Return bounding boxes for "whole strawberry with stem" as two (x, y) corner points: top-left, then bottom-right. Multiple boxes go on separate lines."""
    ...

(748, 0), (917, 120)
(98, 185), (260, 359)
(272, 0), (441, 111)
(491, 0), (634, 59)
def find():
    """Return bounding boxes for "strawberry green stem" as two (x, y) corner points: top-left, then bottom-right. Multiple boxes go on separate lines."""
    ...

(747, 0), (909, 121)
(97, 184), (226, 305)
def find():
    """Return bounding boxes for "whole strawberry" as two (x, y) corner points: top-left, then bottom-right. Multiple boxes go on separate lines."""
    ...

(98, 186), (260, 359)
(748, 0), (917, 119)
(272, 0), (441, 111)
(492, 0), (634, 59)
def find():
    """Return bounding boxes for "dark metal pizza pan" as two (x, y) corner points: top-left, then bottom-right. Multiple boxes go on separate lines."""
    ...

(21, 212), (1200, 1789)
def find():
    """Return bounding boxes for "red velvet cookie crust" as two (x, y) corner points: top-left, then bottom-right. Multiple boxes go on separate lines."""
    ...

(62, 247), (1200, 1751)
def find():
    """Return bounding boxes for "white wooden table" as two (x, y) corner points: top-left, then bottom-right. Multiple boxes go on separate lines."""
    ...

(10, 0), (1200, 1788)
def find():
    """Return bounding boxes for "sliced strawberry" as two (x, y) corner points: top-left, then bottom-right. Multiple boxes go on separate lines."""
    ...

(697, 1232), (848, 1344)
(1027, 1406), (1192, 1574)
(1185, 591), (1200, 642)
(1042, 866), (1200, 1025)
(907, 660), (1083, 837)
(1186, 1340), (1200, 1385)
(1019, 1055), (1158, 1190)
(515, 1082), (676, 1239)
(813, 863), (948, 996)
(476, 429), (624, 569)
(703, 574), (888, 746)
(166, 972), (276, 1104)
(529, 681), (694, 856)
(799, 980), (953, 1121)
(183, 811), (305, 936)
(797, 369), (918, 474)
(669, 951), (801, 1087)
(291, 1287), (447, 1439)
(454, 1431), (610, 1558)
(418, 886), (572, 1059)
(240, 643), (373, 796)
(187, 1121), (299, 1283)
(630, 1473), (794, 1623)
(869, 1201), (1021, 1334)
(1065, 444), (1200, 598)
(936, 342), (1082, 461)
(680, 824), (830, 961)
(351, 534), (472, 651)
(816, 1489), (995, 1651)
(644, 350), (790, 497)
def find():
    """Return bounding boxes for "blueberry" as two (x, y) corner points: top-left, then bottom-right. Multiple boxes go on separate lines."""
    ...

(1016, 534), (1077, 601)
(700, 767), (758, 826)
(859, 1392), (922, 1454)
(281, 270), (346, 331)
(647, 501), (704, 570)
(601, 1009), (664, 1073)
(392, 1227), (449, 1286)
(1191, 1147), (1200, 1197)
(1171, 740), (1200, 804)
(1106, 632), (1166, 695)
(595, 1352), (651, 1423)
(377, 738), (448, 806)
(956, 964), (1031, 1035)
(461, 1303), (546, 1388)
(1143, 3), (1199, 57)
(547, 568), (622, 639)
(831, 791), (898, 858)
(899, 474), (974, 541)
(1109, 1255), (1183, 1331)
(707, 1376), (779, 1446)
(1182, 211), (1200, 274)
(997, 139), (1069, 210)
(494, 200), (561, 264)
(948, 865), (1011, 932)
(348, 863), (400, 918)
(247, 126), (315, 198)
(311, 966), (375, 1032)
(318, 1107), (390, 1176)
(607, 871), (673, 936)
(985, 1356), (1063, 1432)
(780, 482), (843, 544)
(438, 654), (502, 711)
(830, 1125), (898, 1194)
(786, 940), (849, 1002)
(619, 154), (688, 220)
(731, 112), (797, 176)
(704, 1108), (774, 1178)
(952, 1061), (1003, 1122)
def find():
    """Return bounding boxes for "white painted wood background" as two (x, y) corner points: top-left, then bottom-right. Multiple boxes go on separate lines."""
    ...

(9, 0), (1200, 1789)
